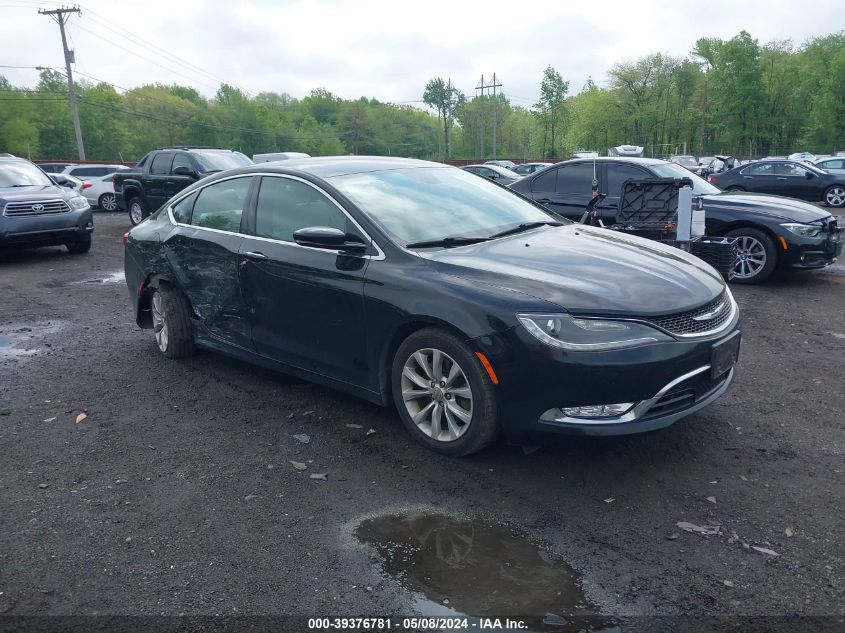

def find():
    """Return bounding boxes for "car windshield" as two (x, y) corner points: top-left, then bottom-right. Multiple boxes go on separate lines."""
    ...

(0, 161), (55, 187)
(650, 163), (721, 195)
(672, 156), (697, 167)
(193, 151), (253, 172)
(330, 166), (559, 245)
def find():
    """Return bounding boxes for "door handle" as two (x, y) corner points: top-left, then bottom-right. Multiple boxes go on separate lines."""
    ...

(534, 198), (552, 204)
(776, 177), (787, 181)
(243, 251), (268, 261)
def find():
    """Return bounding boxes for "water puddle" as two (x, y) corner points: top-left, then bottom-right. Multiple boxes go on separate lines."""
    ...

(356, 511), (619, 631)
(72, 271), (125, 284)
(0, 322), (63, 360)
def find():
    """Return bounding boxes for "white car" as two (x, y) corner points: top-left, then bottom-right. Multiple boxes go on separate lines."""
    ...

(81, 174), (119, 211)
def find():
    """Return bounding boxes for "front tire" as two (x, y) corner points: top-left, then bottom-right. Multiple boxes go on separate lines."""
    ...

(98, 192), (118, 211)
(149, 283), (196, 359)
(727, 227), (777, 284)
(391, 327), (499, 456)
(824, 185), (845, 208)
(66, 234), (91, 254)
(128, 197), (146, 225)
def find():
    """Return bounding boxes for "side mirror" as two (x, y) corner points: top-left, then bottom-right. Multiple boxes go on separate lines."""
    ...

(292, 227), (367, 254)
(173, 165), (197, 178)
(51, 174), (74, 188)
(805, 171), (815, 179)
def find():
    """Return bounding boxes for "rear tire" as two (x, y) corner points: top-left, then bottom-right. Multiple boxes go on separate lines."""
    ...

(66, 234), (91, 254)
(128, 197), (146, 225)
(824, 185), (845, 208)
(149, 283), (195, 359)
(391, 327), (499, 456)
(98, 192), (118, 211)
(726, 227), (777, 284)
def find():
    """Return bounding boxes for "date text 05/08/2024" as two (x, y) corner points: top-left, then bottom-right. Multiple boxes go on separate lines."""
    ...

(307, 617), (529, 630)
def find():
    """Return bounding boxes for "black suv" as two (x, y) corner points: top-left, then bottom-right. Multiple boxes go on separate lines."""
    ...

(114, 147), (252, 225)
(0, 155), (93, 253)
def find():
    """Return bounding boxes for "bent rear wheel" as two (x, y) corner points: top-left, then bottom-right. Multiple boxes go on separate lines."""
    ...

(149, 284), (195, 358)
(392, 328), (498, 456)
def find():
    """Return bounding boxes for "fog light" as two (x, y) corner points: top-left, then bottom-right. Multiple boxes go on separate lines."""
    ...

(542, 402), (636, 422)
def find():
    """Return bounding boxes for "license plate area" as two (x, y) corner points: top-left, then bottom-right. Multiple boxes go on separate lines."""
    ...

(711, 332), (740, 379)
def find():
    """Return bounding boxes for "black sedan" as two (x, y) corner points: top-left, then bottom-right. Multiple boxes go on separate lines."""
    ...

(710, 159), (845, 209)
(125, 157), (740, 456)
(509, 157), (843, 284)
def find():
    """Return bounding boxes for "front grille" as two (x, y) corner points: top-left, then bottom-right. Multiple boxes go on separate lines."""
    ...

(643, 370), (729, 420)
(643, 290), (732, 337)
(4, 199), (71, 217)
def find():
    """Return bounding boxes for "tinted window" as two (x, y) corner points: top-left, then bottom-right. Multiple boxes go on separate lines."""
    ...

(150, 153), (173, 175)
(555, 163), (594, 193)
(69, 167), (98, 177)
(606, 164), (649, 198)
(191, 177), (252, 232)
(532, 168), (556, 192)
(255, 177), (348, 243)
(742, 163), (774, 176)
(821, 159), (844, 169)
(775, 162), (808, 176)
(172, 192), (198, 223)
(172, 154), (193, 173)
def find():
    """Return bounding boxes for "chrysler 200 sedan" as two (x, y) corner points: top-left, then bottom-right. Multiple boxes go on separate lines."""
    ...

(124, 157), (741, 456)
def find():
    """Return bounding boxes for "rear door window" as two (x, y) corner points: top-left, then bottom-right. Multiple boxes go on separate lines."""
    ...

(531, 168), (556, 193)
(555, 163), (594, 193)
(150, 153), (174, 175)
(190, 177), (252, 232)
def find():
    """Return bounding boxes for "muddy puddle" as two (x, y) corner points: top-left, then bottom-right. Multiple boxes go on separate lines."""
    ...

(0, 322), (63, 360)
(356, 511), (620, 631)
(71, 271), (126, 285)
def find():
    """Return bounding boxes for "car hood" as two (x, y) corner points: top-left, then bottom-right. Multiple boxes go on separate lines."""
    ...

(701, 192), (831, 222)
(422, 225), (725, 317)
(0, 185), (72, 203)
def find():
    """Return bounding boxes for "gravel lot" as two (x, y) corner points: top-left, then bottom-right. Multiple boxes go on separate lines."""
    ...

(1, 212), (843, 629)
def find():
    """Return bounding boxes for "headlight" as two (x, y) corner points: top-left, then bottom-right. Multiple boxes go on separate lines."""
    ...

(780, 222), (820, 237)
(68, 195), (89, 210)
(517, 313), (672, 351)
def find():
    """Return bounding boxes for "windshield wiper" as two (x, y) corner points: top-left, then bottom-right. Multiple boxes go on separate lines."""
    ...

(405, 236), (491, 249)
(487, 220), (562, 239)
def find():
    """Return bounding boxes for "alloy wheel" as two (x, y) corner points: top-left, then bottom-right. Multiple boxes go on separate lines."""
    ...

(826, 186), (845, 207)
(733, 235), (767, 280)
(151, 292), (169, 353)
(129, 201), (144, 225)
(100, 193), (118, 211)
(401, 348), (473, 442)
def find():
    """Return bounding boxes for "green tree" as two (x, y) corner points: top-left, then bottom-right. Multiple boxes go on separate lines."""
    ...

(534, 66), (569, 158)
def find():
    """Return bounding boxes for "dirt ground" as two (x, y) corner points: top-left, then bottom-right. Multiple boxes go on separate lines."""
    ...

(1, 212), (843, 630)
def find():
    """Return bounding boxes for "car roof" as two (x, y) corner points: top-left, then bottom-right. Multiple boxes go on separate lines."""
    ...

(237, 156), (447, 179)
(561, 157), (667, 166)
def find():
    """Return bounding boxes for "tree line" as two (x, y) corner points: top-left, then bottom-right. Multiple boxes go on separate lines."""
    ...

(1, 30), (843, 162)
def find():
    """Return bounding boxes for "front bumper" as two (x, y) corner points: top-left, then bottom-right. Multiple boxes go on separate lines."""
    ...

(473, 319), (741, 442)
(776, 224), (843, 270)
(0, 208), (94, 248)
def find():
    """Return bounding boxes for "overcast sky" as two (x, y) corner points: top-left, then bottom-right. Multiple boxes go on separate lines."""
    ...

(2, 0), (844, 111)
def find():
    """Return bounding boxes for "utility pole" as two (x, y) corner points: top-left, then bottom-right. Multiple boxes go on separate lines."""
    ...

(489, 73), (502, 159)
(39, 6), (85, 160)
(475, 75), (486, 159)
